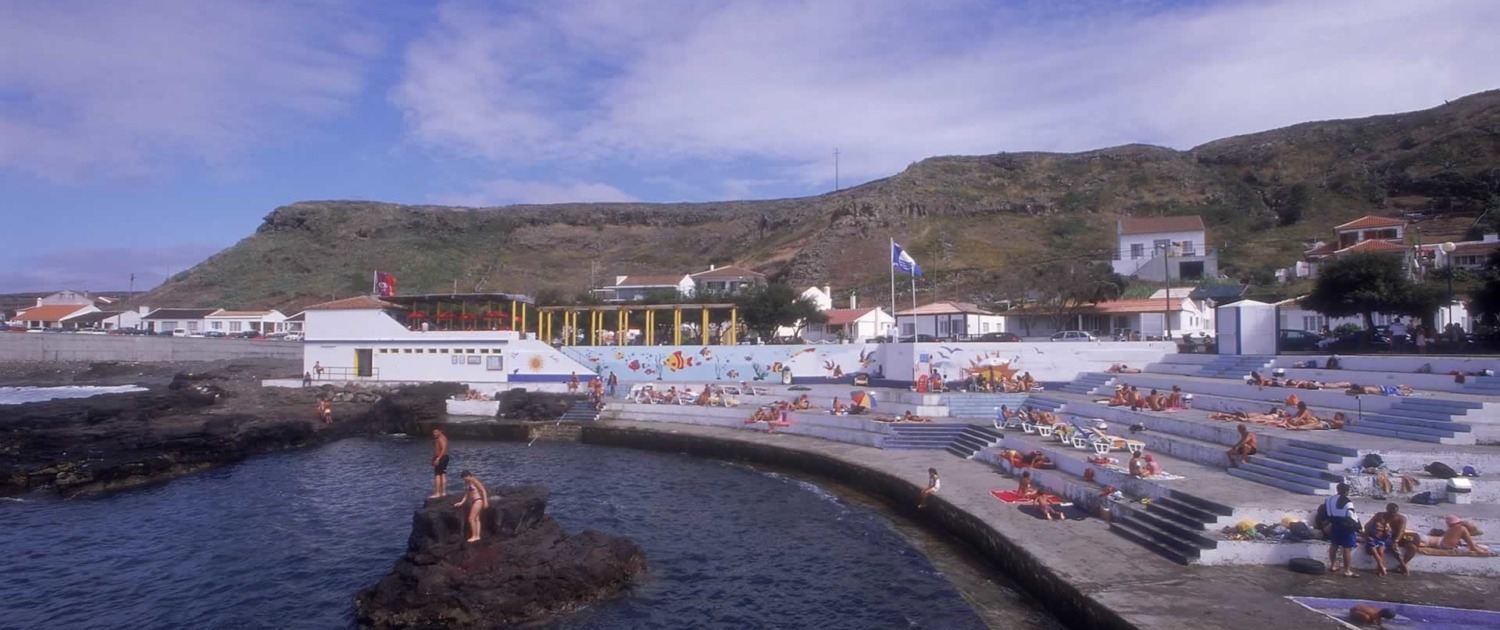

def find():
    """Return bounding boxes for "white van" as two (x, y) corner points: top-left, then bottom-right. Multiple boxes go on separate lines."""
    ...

(171, 329), (189, 337)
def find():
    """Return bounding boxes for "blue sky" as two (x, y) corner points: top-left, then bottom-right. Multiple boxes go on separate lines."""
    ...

(2, 0), (1498, 294)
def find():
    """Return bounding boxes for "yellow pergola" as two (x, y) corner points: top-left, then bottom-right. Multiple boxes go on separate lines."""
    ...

(535, 303), (739, 346)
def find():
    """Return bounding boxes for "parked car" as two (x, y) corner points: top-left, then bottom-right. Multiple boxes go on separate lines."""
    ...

(229, 330), (261, 339)
(284, 332), (303, 341)
(1049, 331), (1097, 342)
(1277, 329), (1325, 352)
(1323, 330), (1391, 352)
(204, 330), (228, 338)
(973, 332), (1021, 342)
(897, 334), (940, 343)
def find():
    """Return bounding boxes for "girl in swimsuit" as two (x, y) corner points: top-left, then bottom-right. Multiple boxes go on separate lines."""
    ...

(918, 468), (940, 508)
(453, 470), (490, 542)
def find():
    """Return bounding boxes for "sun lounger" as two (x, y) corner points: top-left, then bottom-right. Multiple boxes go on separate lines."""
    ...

(1021, 422), (1037, 434)
(1036, 424), (1056, 438)
(721, 384), (743, 396)
(748, 385), (771, 396)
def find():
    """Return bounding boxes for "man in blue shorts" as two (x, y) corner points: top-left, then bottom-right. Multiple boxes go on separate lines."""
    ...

(1324, 483), (1360, 577)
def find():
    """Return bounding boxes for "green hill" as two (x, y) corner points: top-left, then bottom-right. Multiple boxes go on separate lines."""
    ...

(144, 90), (1500, 312)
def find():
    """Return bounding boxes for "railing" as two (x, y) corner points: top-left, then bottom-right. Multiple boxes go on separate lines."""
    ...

(310, 366), (381, 381)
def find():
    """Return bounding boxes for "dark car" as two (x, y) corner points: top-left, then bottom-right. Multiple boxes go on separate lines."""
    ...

(230, 330), (261, 339)
(204, 330), (228, 338)
(1324, 331), (1391, 352)
(1277, 329), (1324, 352)
(973, 332), (1021, 342)
(897, 334), (940, 343)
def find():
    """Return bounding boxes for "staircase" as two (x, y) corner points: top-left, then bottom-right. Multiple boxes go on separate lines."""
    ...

(944, 425), (1006, 459)
(1462, 376), (1500, 395)
(882, 424), (970, 450)
(942, 393), (1031, 418)
(1194, 355), (1275, 378)
(1108, 491), (1230, 565)
(530, 422), (583, 442)
(559, 400), (601, 422)
(1226, 441), (1352, 495)
(1022, 396), (1070, 414)
(1343, 398), (1479, 444)
(1057, 373), (1115, 395)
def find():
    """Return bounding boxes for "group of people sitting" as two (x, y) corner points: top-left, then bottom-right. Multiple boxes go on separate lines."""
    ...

(458, 388), (493, 401)
(1101, 384), (1189, 411)
(965, 371), (1038, 394)
(872, 410), (933, 423)
(1014, 470), (1066, 521)
(1209, 401), (1347, 431)
(1126, 451), (1165, 478)
(745, 406), (794, 433)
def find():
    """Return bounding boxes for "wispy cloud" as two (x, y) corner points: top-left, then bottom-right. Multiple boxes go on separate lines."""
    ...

(434, 178), (638, 207)
(0, 246), (220, 293)
(393, 0), (1500, 193)
(0, 0), (379, 182)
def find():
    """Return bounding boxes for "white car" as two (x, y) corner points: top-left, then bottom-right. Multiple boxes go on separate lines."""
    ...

(1050, 331), (1097, 342)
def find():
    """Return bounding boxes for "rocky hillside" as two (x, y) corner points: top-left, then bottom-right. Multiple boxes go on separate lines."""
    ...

(145, 90), (1500, 312)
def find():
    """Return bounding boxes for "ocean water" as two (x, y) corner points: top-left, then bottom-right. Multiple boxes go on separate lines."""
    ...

(0, 385), (147, 405)
(0, 438), (1057, 629)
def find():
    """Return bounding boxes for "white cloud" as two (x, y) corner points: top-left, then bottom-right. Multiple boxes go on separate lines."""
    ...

(435, 178), (638, 207)
(0, 0), (377, 182)
(393, 0), (1500, 191)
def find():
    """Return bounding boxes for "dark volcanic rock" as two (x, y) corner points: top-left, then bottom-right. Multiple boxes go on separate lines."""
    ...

(354, 485), (647, 629)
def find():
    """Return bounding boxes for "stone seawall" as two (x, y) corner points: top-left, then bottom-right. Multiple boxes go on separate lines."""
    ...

(0, 334), (302, 363)
(580, 425), (1132, 630)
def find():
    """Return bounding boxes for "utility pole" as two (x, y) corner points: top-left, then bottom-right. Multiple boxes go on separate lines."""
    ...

(834, 148), (840, 192)
(1164, 243), (1174, 340)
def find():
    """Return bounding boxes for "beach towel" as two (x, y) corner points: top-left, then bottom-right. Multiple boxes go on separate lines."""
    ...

(1414, 546), (1497, 557)
(1380, 385), (1401, 396)
(1102, 464), (1185, 480)
(991, 490), (1039, 504)
(1017, 503), (1089, 521)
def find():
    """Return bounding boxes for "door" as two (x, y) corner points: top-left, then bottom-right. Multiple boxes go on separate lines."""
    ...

(355, 348), (373, 377)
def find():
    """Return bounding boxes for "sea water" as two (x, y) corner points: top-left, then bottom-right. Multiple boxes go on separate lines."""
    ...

(0, 438), (1059, 629)
(0, 385), (147, 405)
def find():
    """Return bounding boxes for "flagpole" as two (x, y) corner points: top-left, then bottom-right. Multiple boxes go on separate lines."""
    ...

(889, 238), (897, 341)
(372, 271), (377, 296)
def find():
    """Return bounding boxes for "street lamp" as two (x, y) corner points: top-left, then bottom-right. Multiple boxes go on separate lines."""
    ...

(1441, 241), (1456, 345)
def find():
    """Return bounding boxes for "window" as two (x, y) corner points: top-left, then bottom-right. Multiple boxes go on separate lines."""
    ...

(938, 320), (950, 335)
(440, 349), (449, 353)
(1180, 241), (1196, 256)
(211, 321), (222, 330)
(1131, 243), (1144, 259)
(403, 349), (412, 354)
(901, 323), (915, 336)
(229, 321), (242, 332)
(1302, 316), (1327, 331)
(1153, 239), (1171, 255)
(187, 321), (199, 332)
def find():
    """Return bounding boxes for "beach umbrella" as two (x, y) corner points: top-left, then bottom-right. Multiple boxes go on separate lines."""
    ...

(407, 311), (428, 319)
(849, 391), (875, 408)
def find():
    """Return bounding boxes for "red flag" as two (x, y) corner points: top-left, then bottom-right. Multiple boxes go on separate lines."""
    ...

(376, 272), (397, 298)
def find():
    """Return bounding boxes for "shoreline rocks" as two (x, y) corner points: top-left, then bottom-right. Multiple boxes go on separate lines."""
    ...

(0, 359), (459, 497)
(354, 485), (647, 629)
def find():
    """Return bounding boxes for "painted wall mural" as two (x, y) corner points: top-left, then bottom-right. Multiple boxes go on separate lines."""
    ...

(557, 344), (884, 384)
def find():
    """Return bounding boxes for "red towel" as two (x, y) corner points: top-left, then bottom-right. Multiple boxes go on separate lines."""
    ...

(991, 490), (1030, 503)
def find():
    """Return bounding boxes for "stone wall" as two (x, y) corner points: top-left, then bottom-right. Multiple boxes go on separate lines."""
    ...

(0, 334), (302, 363)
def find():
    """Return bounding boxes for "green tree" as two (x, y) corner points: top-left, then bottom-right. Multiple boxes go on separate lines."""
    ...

(1301, 252), (1420, 336)
(1028, 261), (1126, 333)
(733, 283), (827, 340)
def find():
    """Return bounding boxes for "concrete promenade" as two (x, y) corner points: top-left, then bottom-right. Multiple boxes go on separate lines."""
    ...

(0, 333), (301, 362)
(584, 418), (1500, 630)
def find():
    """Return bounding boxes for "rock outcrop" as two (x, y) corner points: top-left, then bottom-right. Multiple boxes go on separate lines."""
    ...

(354, 485), (647, 629)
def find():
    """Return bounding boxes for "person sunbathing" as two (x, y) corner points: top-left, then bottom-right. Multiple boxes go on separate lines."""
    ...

(1282, 401), (1323, 430)
(1106, 386), (1130, 406)
(1016, 470), (1033, 494)
(768, 408), (792, 434)
(900, 411), (931, 423)
(1145, 389), (1166, 412)
(830, 397), (847, 415)
(1106, 363), (1142, 374)
(1248, 371), (1267, 387)
(1128, 451), (1147, 478)
(1209, 407), (1287, 426)
(1143, 454), (1163, 477)
(1226, 424), (1257, 467)
(1034, 492), (1062, 521)
(793, 393), (812, 410)
(694, 388), (713, 405)
(1020, 372), (1036, 390)
(746, 407), (771, 425)
(1032, 410), (1060, 426)
(1346, 383), (1415, 396)
(1431, 515), (1490, 554)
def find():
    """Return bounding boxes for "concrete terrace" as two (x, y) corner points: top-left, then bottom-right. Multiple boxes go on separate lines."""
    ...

(583, 419), (1500, 630)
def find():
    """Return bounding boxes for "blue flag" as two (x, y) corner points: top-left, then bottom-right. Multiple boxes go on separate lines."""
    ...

(892, 242), (923, 277)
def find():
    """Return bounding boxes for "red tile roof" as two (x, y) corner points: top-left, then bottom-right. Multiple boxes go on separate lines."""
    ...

(303, 296), (404, 311)
(1337, 239), (1406, 254)
(14, 304), (93, 322)
(1303, 242), (1337, 257)
(896, 302), (995, 316)
(1089, 299), (1188, 314)
(822, 308), (877, 326)
(1118, 216), (1206, 235)
(1450, 242), (1500, 256)
(1335, 215), (1406, 231)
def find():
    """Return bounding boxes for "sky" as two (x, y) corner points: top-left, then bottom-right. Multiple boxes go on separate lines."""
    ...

(2, 0), (1498, 294)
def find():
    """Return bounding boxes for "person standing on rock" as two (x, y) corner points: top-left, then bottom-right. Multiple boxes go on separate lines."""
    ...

(429, 428), (450, 499)
(454, 470), (490, 542)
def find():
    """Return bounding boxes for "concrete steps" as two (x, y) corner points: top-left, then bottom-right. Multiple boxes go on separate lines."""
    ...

(945, 425), (1006, 459)
(942, 393), (1031, 418)
(1058, 373), (1115, 395)
(559, 400), (600, 422)
(883, 423), (970, 450)
(1108, 490), (1230, 565)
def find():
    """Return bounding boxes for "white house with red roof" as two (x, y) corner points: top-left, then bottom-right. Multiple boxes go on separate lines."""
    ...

(895, 302), (1006, 340)
(204, 309), (289, 335)
(1111, 215), (1217, 281)
(8, 303), (99, 330)
(804, 307), (895, 343)
(592, 273), (695, 303)
(690, 265), (766, 294)
(1294, 214), (1411, 280)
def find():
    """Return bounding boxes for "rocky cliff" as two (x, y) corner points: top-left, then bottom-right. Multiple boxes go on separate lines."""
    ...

(143, 90), (1500, 310)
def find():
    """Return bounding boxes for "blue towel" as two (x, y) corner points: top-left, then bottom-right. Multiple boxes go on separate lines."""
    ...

(1381, 385), (1400, 396)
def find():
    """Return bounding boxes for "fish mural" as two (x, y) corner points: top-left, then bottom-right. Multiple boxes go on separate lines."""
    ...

(664, 351), (696, 371)
(614, 351), (626, 360)
(627, 359), (642, 371)
(726, 369), (740, 378)
(699, 348), (714, 359)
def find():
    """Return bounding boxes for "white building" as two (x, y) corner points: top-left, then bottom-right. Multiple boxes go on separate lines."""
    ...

(141, 308), (221, 334)
(301, 295), (589, 386)
(1412, 233), (1500, 276)
(1296, 215), (1409, 280)
(60, 308), (147, 331)
(799, 286), (834, 310)
(1111, 216), (1216, 282)
(896, 302), (1006, 340)
(690, 265), (765, 295)
(1088, 296), (1215, 340)
(10, 303), (98, 330)
(1274, 297), (1471, 334)
(205, 310), (289, 335)
(804, 307), (894, 343)
(593, 274), (695, 303)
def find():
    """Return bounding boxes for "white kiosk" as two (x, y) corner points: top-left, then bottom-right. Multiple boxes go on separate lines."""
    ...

(1216, 300), (1277, 355)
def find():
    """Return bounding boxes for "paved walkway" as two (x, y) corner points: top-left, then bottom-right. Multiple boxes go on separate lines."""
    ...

(600, 418), (1500, 630)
